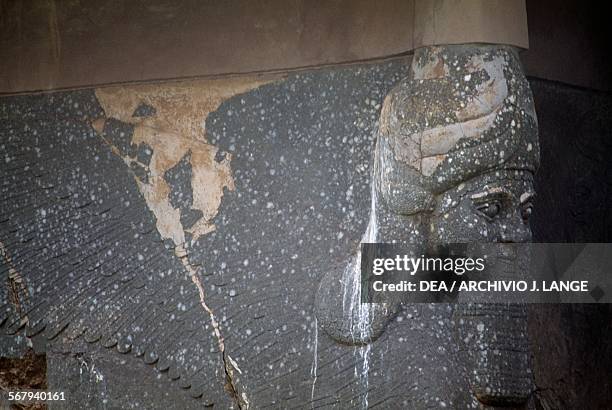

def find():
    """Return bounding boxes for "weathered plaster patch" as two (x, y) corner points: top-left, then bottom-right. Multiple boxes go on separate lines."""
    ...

(127, 126), (234, 244)
(92, 76), (278, 407)
(93, 76), (279, 246)
(95, 77), (277, 144)
(411, 46), (449, 80)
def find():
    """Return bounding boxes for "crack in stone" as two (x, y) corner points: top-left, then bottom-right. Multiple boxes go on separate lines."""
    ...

(96, 130), (249, 407)
(89, 77), (284, 407)
(176, 245), (249, 409)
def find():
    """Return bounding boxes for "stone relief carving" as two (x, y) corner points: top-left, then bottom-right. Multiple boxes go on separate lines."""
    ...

(316, 44), (539, 405)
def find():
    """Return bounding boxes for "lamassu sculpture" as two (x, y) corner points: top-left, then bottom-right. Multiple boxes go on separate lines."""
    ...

(316, 44), (539, 406)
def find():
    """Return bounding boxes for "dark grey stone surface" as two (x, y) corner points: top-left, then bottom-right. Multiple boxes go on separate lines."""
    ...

(0, 88), (231, 407)
(47, 339), (205, 410)
(165, 151), (194, 211)
(136, 142), (153, 166)
(132, 103), (157, 119)
(0, 57), (611, 409)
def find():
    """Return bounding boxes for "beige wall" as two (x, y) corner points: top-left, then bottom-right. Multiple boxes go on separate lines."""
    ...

(414, 0), (528, 49)
(0, 0), (528, 94)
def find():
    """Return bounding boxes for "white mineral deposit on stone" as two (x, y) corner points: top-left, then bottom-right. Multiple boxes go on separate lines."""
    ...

(310, 316), (319, 406)
(340, 140), (383, 408)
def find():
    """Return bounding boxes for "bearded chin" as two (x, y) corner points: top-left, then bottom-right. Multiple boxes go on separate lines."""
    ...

(453, 243), (533, 406)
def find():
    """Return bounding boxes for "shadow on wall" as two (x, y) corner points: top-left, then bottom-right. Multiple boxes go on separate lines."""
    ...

(530, 79), (612, 243)
(528, 77), (612, 409)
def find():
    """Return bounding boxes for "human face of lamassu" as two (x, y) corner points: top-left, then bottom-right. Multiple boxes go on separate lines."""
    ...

(428, 170), (535, 246)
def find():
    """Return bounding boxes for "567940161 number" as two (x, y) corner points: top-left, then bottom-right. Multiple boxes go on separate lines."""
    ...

(4, 390), (66, 402)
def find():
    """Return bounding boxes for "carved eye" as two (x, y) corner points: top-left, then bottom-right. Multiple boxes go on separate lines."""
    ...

(521, 203), (533, 223)
(477, 201), (502, 220)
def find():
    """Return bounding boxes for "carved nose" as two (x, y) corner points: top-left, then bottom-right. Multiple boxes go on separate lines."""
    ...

(499, 212), (532, 243)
